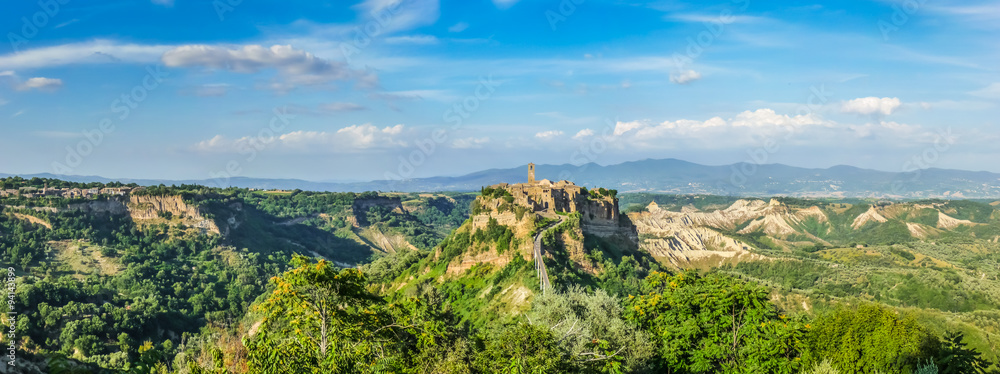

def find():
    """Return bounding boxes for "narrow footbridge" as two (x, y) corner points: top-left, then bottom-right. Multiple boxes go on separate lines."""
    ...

(533, 216), (564, 295)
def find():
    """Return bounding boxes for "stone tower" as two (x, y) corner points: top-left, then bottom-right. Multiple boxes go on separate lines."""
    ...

(528, 163), (535, 183)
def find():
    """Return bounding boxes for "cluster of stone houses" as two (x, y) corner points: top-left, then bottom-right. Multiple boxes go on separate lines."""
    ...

(0, 186), (134, 198)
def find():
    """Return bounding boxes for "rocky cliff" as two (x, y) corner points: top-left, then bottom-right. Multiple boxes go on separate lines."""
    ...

(629, 198), (984, 269)
(127, 195), (222, 234)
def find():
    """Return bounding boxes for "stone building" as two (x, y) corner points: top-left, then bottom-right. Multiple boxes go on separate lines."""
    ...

(487, 164), (620, 226)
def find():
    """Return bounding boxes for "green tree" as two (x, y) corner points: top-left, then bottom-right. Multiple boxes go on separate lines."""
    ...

(626, 271), (805, 374)
(803, 302), (938, 373)
(528, 286), (655, 373)
(473, 322), (571, 374)
(245, 255), (403, 373)
(935, 332), (992, 374)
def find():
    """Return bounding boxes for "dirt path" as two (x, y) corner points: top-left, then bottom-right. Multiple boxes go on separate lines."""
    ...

(11, 213), (52, 229)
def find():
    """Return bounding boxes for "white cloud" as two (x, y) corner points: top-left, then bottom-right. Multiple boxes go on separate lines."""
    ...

(452, 137), (490, 149)
(841, 97), (902, 115)
(572, 129), (594, 140)
(613, 120), (645, 136)
(448, 22), (469, 32)
(194, 124), (408, 153)
(535, 130), (564, 140)
(670, 70), (702, 84)
(0, 98), (7, 106)
(193, 135), (229, 152)
(162, 44), (375, 91)
(0, 40), (169, 70)
(370, 89), (455, 102)
(1, 71), (62, 92)
(598, 108), (954, 151)
(17, 77), (63, 91)
(492, 0), (519, 9)
(730, 108), (822, 128)
(10, 110), (25, 118)
(608, 108), (833, 149)
(151, 0), (174, 6)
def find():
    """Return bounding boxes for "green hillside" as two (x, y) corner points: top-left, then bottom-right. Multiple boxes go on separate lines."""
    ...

(0, 178), (997, 373)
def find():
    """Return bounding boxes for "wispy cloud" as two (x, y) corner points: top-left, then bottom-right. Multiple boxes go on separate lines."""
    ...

(665, 13), (771, 24)
(353, 0), (440, 34)
(452, 137), (490, 149)
(54, 19), (79, 28)
(194, 124), (408, 153)
(883, 45), (983, 70)
(384, 35), (439, 45)
(162, 44), (376, 92)
(320, 102), (366, 112)
(969, 82), (1000, 99)
(0, 40), (169, 70)
(928, 3), (1000, 28)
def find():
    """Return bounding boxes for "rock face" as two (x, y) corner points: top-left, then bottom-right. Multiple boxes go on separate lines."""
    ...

(937, 211), (974, 229)
(629, 199), (843, 268)
(629, 198), (989, 269)
(852, 206), (888, 229)
(128, 195), (200, 219)
(127, 195), (221, 234)
(631, 201), (760, 268)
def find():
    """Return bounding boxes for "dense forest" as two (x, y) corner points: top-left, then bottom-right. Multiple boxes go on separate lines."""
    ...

(0, 178), (997, 373)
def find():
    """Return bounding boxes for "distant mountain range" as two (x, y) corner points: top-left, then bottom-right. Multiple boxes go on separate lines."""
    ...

(5, 158), (1000, 198)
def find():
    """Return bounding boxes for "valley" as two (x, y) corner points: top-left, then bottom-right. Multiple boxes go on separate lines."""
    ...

(1, 175), (998, 373)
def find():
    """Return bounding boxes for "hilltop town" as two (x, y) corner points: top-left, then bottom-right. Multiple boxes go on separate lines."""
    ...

(0, 186), (134, 199)
(481, 163), (625, 235)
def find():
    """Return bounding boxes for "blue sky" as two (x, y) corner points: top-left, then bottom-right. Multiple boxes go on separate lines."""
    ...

(0, 0), (998, 181)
